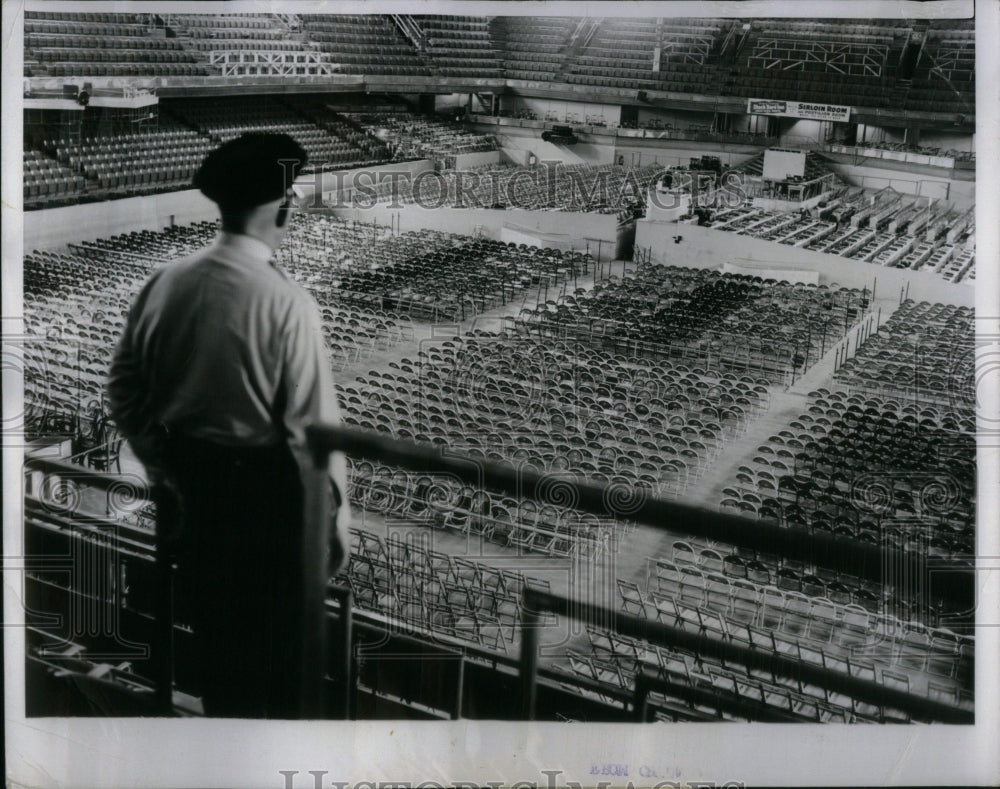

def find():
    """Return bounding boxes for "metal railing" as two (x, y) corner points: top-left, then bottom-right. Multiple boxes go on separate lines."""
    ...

(517, 587), (972, 723)
(305, 425), (973, 602)
(303, 425), (974, 723)
(23, 426), (976, 722)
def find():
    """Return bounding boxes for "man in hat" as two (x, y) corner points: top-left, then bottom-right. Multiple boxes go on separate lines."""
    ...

(108, 133), (350, 718)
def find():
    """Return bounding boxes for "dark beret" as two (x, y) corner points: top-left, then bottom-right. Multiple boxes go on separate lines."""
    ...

(193, 133), (308, 210)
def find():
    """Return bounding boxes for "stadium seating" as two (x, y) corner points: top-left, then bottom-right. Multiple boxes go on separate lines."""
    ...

(167, 13), (340, 77)
(299, 15), (432, 76)
(166, 97), (389, 170)
(590, 578), (973, 721)
(49, 125), (213, 197)
(703, 184), (976, 284)
(497, 17), (575, 82)
(565, 18), (729, 94)
(413, 15), (503, 78)
(24, 10), (208, 77)
(722, 19), (909, 109)
(335, 528), (551, 652)
(23, 149), (88, 207)
(347, 110), (498, 161)
(23, 210), (978, 721)
(19, 11), (978, 725)
(21, 12), (978, 122)
(906, 21), (975, 114)
(515, 265), (867, 384)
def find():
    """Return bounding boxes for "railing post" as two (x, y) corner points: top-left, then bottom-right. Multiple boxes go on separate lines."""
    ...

(452, 657), (465, 720)
(151, 484), (179, 715)
(332, 586), (354, 720)
(633, 664), (655, 722)
(519, 588), (541, 720)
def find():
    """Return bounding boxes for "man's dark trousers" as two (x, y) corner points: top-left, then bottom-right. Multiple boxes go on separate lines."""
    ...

(165, 434), (326, 718)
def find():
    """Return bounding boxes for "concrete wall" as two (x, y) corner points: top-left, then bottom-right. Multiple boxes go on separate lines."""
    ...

(497, 129), (616, 167)
(498, 223), (613, 259)
(612, 143), (759, 169)
(635, 107), (714, 128)
(722, 261), (819, 285)
(24, 160), (438, 251)
(434, 93), (489, 114)
(858, 124), (975, 153)
(635, 218), (974, 308)
(777, 118), (826, 144)
(501, 96), (622, 127)
(309, 159), (433, 203)
(919, 130), (976, 152)
(25, 189), (218, 251)
(826, 160), (975, 207)
(453, 150), (503, 170)
(331, 203), (620, 259)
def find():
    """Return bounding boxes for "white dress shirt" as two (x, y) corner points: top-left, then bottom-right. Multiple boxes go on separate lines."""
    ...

(108, 232), (348, 501)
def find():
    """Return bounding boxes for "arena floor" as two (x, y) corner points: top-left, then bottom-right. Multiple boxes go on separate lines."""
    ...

(113, 254), (906, 681)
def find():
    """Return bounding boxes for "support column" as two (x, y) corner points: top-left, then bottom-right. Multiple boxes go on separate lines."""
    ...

(904, 125), (921, 146)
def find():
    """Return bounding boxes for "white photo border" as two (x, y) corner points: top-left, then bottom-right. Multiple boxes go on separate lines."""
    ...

(3, 1), (998, 786)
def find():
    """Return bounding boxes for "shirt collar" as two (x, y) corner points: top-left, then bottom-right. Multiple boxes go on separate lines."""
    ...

(215, 232), (275, 267)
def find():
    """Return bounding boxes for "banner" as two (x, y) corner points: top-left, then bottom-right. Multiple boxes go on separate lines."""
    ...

(746, 98), (851, 122)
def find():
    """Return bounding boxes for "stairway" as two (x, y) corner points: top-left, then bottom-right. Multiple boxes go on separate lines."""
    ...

(488, 17), (508, 78)
(551, 18), (602, 83)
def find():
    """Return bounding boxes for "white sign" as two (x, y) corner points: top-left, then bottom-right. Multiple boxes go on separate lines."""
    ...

(723, 262), (819, 285)
(747, 98), (851, 122)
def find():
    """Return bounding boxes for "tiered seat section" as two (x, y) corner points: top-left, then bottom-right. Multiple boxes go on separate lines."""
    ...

(704, 189), (976, 284)
(728, 387), (974, 560)
(498, 17), (575, 81)
(168, 14), (293, 39)
(167, 97), (384, 170)
(169, 13), (303, 49)
(23, 149), (87, 207)
(299, 15), (431, 76)
(835, 300), (974, 407)
(24, 11), (207, 77)
(281, 98), (393, 167)
(724, 19), (909, 108)
(335, 529), (547, 653)
(561, 17), (726, 93)
(415, 16), (503, 78)
(48, 123), (213, 197)
(566, 19), (658, 89)
(652, 18), (727, 95)
(309, 228), (586, 322)
(906, 21), (975, 114)
(592, 544), (973, 721)
(515, 267), (866, 385)
(167, 13), (329, 77)
(349, 111), (498, 159)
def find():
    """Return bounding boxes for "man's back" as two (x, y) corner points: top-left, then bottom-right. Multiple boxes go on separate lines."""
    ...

(122, 233), (302, 448)
(106, 133), (347, 717)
